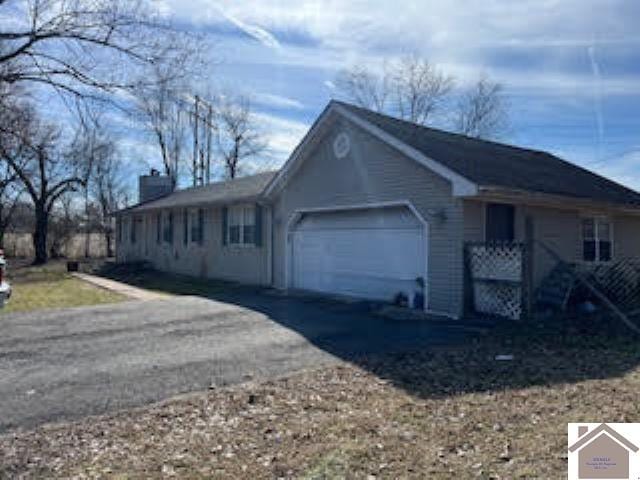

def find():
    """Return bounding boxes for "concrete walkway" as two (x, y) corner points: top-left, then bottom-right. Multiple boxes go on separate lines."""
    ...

(72, 273), (170, 301)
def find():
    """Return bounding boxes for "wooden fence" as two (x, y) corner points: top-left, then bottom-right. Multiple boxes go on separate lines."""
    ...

(3, 233), (110, 259)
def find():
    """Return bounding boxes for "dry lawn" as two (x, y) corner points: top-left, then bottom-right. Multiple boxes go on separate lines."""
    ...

(1, 318), (639, 479)
(3, 261), (125, 314)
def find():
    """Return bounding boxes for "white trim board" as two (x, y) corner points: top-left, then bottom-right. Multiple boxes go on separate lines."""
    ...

(264, 101), (478, 199)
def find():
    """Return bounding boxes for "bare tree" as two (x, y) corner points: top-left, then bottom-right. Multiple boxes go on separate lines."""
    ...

(132, 63), (190, 186)
(334, 56), (454, 125)
(48, 191), (79, 259)
(454, 75), (509, 139)
(0, 102), (84, 264)
(66, 104), (115, 256)
(0, 86), (28, 248)
(215, 95), (267, 179)
(0, 161), (22, 248)
(334, 62), (390, 113)
(392, 56), (454, 125)
(0, 0), (174, 98)
(91, 142), (128, 257)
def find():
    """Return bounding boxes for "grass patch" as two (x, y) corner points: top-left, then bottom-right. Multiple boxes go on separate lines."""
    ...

(2, 318), (639, 478)
(4, 277), (125, 313)
(3, 261), (126, 313)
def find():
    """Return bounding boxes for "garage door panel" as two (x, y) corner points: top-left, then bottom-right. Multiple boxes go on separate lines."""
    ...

(294, 229), (422, 277)
(291, 208), (426, 302)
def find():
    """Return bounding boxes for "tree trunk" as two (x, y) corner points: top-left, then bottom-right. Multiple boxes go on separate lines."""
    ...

(84, 188), (90, 258)
(0, 204), (4, 249)
(33, 203), (49, 265)
(106, 230), (113, 258)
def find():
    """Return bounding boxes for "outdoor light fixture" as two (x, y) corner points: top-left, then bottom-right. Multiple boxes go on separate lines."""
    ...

(428, 208), (447, 224)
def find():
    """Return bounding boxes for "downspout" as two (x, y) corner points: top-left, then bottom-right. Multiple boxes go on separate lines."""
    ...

(268, 204), (274, 286)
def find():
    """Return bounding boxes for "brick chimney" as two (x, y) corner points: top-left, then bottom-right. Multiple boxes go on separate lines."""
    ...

(138, 168), (174, 203)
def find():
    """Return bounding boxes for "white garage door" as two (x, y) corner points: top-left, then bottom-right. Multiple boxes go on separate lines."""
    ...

(291, 207), (426, 302)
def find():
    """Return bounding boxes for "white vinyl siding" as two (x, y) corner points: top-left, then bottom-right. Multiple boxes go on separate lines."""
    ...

(272, 118), (463, 317)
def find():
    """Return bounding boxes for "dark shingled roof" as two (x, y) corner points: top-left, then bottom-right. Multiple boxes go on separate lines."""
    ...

(336, 101), (640, 207)
(124, 171), (277, 213)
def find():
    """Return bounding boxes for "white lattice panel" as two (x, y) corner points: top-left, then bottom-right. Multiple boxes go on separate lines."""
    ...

(468, 243), (524, 320)
(469, 244), (522, 281)
(473, 283), (522, 320)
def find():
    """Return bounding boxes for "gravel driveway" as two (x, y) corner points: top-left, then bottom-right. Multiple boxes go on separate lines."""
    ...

(0, 292), (470, 432)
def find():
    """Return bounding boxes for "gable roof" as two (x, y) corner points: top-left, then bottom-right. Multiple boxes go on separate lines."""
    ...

(568, 424), (639, 453)
(334, 101), (640, 207)
(122, 171), (277, 214)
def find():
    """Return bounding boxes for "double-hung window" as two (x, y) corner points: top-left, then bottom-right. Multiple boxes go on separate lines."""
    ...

(582, 217), (612, 263)
(227, 205), (255, 246)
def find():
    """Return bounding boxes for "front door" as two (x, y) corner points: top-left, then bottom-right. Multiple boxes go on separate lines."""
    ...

(486, 203), (515, 242)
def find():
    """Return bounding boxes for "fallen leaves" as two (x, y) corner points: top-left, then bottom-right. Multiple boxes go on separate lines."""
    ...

(2, 320), (640, 479)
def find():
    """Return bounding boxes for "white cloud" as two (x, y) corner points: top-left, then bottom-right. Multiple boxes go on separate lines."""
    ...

(587, 45), (604, 160)
(217, 7), (281, 49)
(591, 150), (640, 192)
(252, 111), (310, 164)
(156, 0), (640, 106)
(254, 92), (304, 110)
(162, 1), (638, 55)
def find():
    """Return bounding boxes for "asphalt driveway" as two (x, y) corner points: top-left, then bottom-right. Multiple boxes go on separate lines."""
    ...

(0, 292), (472, 433)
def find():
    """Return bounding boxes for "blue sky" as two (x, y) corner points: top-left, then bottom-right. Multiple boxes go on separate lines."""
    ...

(132, 0), (640, 190)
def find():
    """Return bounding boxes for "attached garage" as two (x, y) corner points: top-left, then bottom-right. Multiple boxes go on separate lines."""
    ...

(287, 205), (428, 305)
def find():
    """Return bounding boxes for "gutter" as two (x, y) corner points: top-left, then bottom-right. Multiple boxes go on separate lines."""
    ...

(476, 185), (640, 215)
(117, 194), (265, 215)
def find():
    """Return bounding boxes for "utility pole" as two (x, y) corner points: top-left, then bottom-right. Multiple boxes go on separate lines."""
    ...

(192, 95), (199, 187)
(191, 95), (215, 186)
(206, 104), (213, 184)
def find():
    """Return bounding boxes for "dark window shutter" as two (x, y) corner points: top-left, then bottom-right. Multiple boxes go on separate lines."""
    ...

(222, 206), (228, 246)
(183, 209), (188, 245)
(255, 204), (263, 247)
(156, 213), (161, 244)
(198, 208), (204, 244)
(169, 212), (174, 244)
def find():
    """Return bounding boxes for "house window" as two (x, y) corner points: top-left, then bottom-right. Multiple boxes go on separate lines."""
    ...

(227, 205), (255, 246)
(582, 217), (612, 262)
(163, 211), (173, 244)
(485, 203), (515, 242)
(190, 208), (204, 244)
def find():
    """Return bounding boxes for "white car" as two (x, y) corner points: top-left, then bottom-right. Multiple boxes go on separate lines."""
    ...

(0, 251), (11, 308)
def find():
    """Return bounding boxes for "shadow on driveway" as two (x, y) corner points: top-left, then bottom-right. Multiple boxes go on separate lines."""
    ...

(98, 264), (640, 401)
